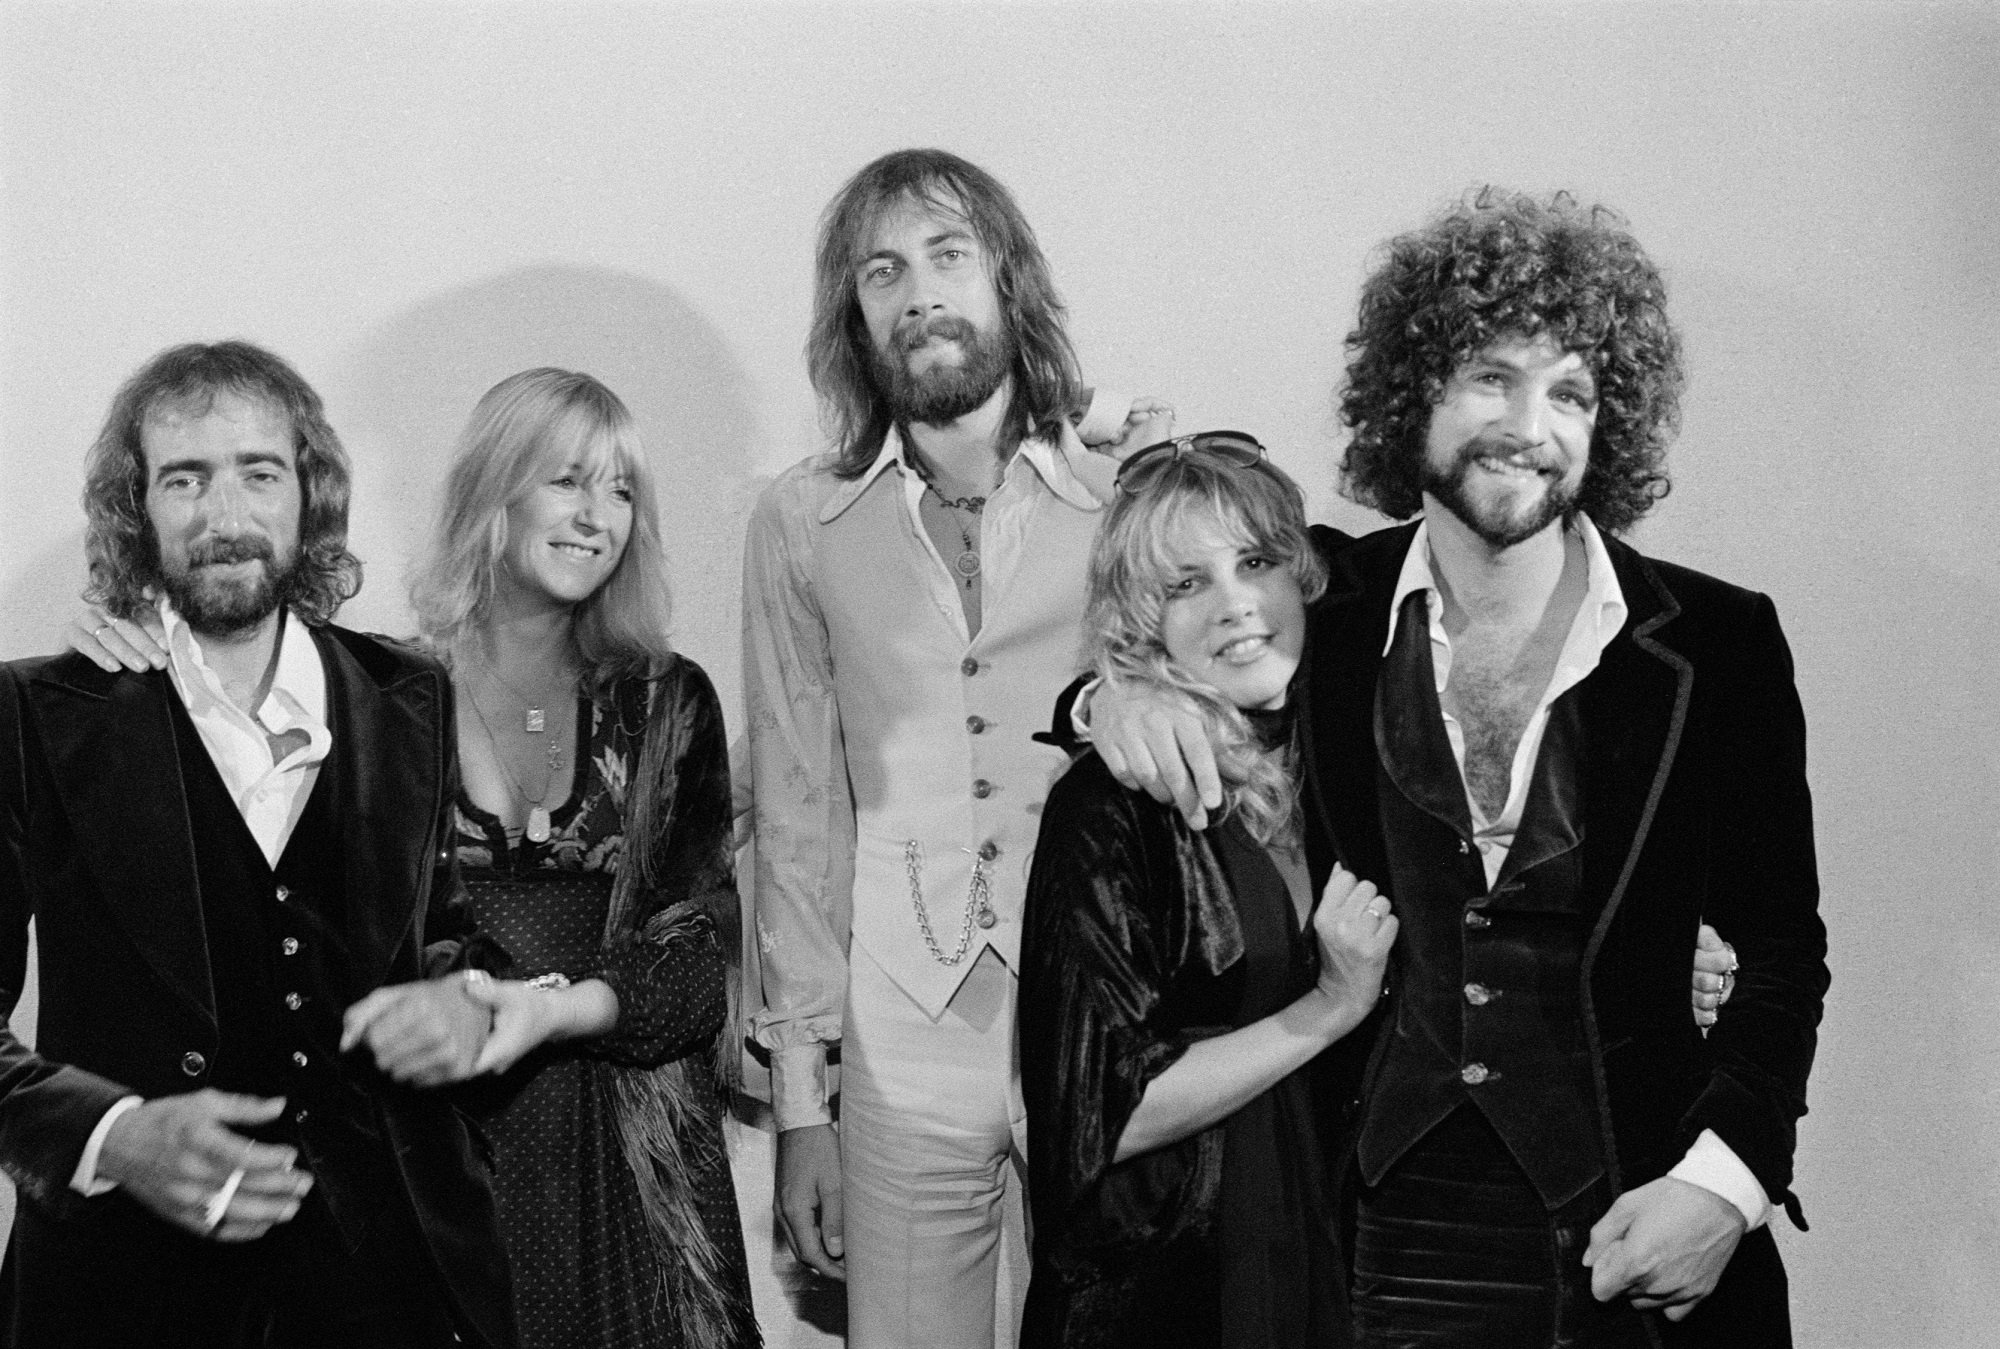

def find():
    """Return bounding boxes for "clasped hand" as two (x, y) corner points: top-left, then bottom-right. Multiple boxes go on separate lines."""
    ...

(1583, 1175), (1748, 1320)
(1311, 866), (1397, 1022)
(340, 973), (493, 1086)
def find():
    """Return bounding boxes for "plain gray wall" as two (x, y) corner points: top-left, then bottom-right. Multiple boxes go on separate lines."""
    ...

(2, 3), (1994, 1345)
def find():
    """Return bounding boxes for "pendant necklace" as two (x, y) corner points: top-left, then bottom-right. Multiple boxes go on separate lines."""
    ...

(920, 480), (986, 588)
(486, 662), (555, 734)
(466, 687), (564, 843)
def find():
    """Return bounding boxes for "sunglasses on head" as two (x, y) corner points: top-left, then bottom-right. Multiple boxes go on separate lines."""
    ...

(1113, 431), (1269, 494)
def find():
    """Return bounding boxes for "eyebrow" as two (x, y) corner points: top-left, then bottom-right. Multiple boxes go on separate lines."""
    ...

(856, 228), (976, 267)
(151, 450), (291, 480)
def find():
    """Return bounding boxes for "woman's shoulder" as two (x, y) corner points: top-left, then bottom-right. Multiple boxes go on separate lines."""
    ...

(1040, 750), (1193, 851)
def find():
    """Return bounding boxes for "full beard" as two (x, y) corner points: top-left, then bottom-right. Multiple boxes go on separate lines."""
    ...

(159, 537), (301, 637)
(1421, 436), (1580, 550)
(869, 314), (1015, 427)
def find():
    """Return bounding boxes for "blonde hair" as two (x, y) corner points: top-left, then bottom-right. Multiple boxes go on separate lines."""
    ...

(409, 368), (675, 693)
(1082, 453), (1326, 842)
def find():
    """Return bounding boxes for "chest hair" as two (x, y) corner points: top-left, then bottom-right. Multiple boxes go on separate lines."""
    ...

(1440, 625), (1566, 822)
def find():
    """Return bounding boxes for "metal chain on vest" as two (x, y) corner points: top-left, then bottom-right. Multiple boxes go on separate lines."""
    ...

(904, 839), (995, 965)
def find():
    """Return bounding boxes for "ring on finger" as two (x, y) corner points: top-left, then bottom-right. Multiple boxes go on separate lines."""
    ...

(1364, 899), (1388, 919)
(1717, 969), (1736, 1003)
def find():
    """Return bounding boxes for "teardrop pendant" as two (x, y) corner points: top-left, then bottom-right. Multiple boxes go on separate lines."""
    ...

(526, 805), (552, 844)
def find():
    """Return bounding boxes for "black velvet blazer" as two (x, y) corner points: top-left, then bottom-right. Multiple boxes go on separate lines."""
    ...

(1298, 523), (1828, 1347)
(0, 626), (518, 1349)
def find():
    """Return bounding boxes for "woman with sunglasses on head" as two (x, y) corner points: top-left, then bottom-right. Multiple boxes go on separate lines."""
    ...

(1017, 434), (1397, 1349)
(400, 369), (757, 1349)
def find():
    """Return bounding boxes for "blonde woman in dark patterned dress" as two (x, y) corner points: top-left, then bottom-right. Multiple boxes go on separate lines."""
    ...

(407, 368), (758, 1349)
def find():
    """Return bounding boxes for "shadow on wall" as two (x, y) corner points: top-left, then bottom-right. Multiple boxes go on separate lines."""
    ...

(331, 264), (765, 710)
(0, 530), (90, 661)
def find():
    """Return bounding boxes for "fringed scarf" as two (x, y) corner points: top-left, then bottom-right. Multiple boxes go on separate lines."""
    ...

(601, 662), (753, 1349)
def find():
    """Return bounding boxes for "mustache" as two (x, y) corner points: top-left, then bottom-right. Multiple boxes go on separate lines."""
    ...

(892, 314), (980, 354)
(187, 537), (276, 567)
(1457, 432), (1562, 475)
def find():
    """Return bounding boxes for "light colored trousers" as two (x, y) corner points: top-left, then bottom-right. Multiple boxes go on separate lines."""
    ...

(841, 943), (1029, 1349)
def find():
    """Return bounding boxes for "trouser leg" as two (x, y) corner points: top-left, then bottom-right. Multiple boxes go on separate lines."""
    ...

(841, 944), (1023, 1349)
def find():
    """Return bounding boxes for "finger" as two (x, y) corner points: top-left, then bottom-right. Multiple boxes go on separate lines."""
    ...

(340, 987), (403, 1051)
(65, 618), (128, 673)
(473, 1015), (538, 1076)
(1172, 719), (1224, 815)
(1144, 724), (1194, 814)
(779, 1204), (843, 1281)
(1589, 1246), (1635, 1303)
(1695, 922), (1725, 951)
(1692, 990), (1720, 1011)
(821, 1169), (845, 1261)
(105, 618), (167, 672)
(201, 1091), (289, 1127)
(1583, 1198), (1633, 1267)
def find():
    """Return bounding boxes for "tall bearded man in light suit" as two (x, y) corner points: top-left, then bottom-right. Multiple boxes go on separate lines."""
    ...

(742, 148), (1168, 1347)
(1097, 191), (1827, 1345)
(0, 342), (518, 1348)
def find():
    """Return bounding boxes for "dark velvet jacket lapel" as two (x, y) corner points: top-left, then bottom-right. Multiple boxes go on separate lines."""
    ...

(313, 627), (446, 1001)
(1298, 523), (1412, 895)
(27, 660), (214, 1028)
(1578, 537), (1692, 962)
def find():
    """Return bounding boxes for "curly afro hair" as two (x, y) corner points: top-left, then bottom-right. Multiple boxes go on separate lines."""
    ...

(1338, 188), (1684, 535)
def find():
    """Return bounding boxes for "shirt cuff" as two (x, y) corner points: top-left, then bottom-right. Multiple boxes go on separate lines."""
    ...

(1069, 677), (1101, 743)
(771, 1044), (834, 1131)
(1072, 388), (1133, 446)
(70, 1095), (144, 1196)
(1668, 1127), (1770, 1231)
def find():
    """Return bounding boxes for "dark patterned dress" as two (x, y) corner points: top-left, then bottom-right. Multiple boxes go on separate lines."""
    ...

(453, 659), (757, 1349)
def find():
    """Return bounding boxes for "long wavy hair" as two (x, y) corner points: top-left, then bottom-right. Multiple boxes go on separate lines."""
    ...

(1083, 452), (1327, 843)
(808, 148), (1084, 475)
(81, 340), (363, 623)
(1339, 187), (1685, 535)
(408, 368), (676, 698)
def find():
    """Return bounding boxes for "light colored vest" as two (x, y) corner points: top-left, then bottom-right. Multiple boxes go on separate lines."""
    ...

(816, 448), (1113, 1016)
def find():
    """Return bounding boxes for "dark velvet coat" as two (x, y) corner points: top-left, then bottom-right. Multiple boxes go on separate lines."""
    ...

(1019, 750), (1337, 1349)
(0, 627), (518, 1349)
(1301, 523), (1828, 1348)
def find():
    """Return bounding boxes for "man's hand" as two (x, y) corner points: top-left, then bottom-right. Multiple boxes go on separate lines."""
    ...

(1583, 1176), (1747, 1320)
(775, 1123), (846, 1281)
(96, 1090), (314, 1242)
(1691, 923), (1737, 1030)
(341, 974), (493, 1086)
(1088, 679), (1223, 829)
(63, 603), (168, 673)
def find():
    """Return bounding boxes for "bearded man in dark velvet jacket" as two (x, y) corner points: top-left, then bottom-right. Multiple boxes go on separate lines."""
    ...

(0, 342), (518, 1348)
(1095, 191), (1827, 1347)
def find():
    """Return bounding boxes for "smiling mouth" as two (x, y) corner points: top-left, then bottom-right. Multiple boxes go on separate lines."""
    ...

(1467, 449), (1556, 480)
(1215, 635), (1273, 664)
(550, 542), (600, 559)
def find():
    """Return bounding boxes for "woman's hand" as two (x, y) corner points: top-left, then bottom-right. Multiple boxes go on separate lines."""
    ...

(64, 603), (168, 673)
(1691, 923), (1737, 1030)
(458, 974), (620, 1076)
(1312, 866), (1398, 1020)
